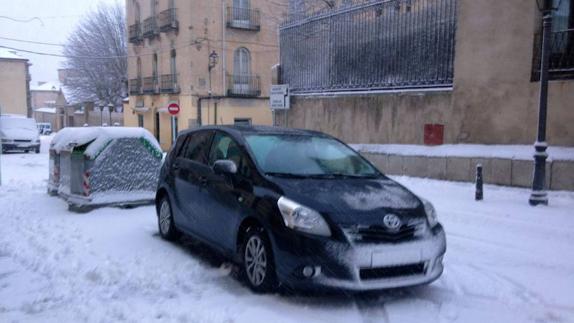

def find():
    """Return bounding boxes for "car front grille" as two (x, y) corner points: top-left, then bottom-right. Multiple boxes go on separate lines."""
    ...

(15, 140), (32, 143)
(344, 223), (422, 243)
(360, 263), (426, 280)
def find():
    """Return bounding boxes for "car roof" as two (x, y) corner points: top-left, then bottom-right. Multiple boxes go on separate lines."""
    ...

(179, 125), (329, 138)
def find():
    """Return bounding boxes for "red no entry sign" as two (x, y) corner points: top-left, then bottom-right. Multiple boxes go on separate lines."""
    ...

(168, 102), (180, 115)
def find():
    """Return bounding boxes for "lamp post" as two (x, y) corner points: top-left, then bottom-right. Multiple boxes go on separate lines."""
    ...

(107, 103), (114, 126)
(529, 0), (561, 206)
(98, 103), (104, 126)
(208, 50), (219, 97)
(198, 50), (219, 127)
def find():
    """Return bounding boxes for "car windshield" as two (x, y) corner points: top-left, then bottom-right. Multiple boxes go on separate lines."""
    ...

(245, 134), (380, 178)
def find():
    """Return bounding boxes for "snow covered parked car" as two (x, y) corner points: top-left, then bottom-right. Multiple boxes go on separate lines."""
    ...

(49, 127), (163, 212)
(0, 115), (41, 153)
(157, 126), (446, 293)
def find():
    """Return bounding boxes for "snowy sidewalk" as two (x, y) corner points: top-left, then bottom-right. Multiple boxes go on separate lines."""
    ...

(1, 150), (574, 323)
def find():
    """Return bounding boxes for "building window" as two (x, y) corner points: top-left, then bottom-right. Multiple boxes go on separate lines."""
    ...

(138, 114), (144, 127)
(135, 1), (141, 22)
(532, 0), (574, 80)
(137, 57), (142, 79)
(150, 0), (156, 15)
(233, 47), (251, 90)
(234, 118), (252, 126)
(172, 116), (178, 143)
(170, 49), (177, 75)
(154, 111), (160, 141)
(153, 53), (158, 79)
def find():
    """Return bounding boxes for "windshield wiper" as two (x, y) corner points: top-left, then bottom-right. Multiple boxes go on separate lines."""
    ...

(265, 172), (309, 179)
(306, 173), (379, 179)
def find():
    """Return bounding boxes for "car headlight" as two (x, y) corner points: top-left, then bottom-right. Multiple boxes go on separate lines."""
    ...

(277, 197), (331, 237)
(422, 198), (439, 228)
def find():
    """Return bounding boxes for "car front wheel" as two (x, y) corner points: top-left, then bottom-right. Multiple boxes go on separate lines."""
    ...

(242, 228), (277, 293)
(158, 197), (181, 241)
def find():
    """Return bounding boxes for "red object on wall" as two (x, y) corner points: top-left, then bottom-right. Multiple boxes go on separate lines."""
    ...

(424, 124), (444, 146)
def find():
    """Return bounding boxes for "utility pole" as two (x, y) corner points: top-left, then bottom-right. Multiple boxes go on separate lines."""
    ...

(0, 104), (3, 186)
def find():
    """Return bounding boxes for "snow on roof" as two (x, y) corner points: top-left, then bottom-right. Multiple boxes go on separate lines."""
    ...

(31, 82), (62, 92)
(351, 144), (574, 162)
(50, 127), (162, 159)
(35, 107), (57, 114)
(61, 86), (77, 105)
(0, 48), (27, 61)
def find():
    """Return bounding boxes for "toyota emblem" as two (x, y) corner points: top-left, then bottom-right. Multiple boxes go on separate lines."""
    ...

(383, 214), (401, 230)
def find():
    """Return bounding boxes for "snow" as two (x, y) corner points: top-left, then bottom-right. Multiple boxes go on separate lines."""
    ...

(0, 138), (574, 323)
(30, 82), (62, 92)
(351, 143), (574, 161)
(0, 48), (27, 61)
(34, 107), (57, 114)
(50, 127), (161, 159)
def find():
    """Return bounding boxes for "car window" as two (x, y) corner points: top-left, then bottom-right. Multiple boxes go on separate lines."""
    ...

(245, 134), (379, 177)
(208, 132), (251, 177)
(181, 131), (212, 164)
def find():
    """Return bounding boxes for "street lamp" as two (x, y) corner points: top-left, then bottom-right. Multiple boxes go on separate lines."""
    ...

(208, 50), (219, 97)
(529, 0), (561, 206)
(107, 103), (114, 126)
(98, 103), (104, 126)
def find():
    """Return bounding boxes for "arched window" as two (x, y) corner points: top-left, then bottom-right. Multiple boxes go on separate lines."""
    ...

(170, 49), (177, 76)
(150, 0), (156, 15)
(234, 47), (251, 76)
(234, 0), (250, 9)
(233, 47), (251, 92)
(152, 53), (158, 79)
(233, 0), (250, 22)
(134, 1), (141, 23)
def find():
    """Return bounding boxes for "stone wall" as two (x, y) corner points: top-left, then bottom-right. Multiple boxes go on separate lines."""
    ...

(361, 152), (574, 191)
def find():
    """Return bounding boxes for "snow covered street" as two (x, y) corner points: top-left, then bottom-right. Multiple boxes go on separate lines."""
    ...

(1, 140), (574, 323)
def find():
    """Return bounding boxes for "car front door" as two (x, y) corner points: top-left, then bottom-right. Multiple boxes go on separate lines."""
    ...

(172, 130), (214, 234)
(204, 131), (256, 252)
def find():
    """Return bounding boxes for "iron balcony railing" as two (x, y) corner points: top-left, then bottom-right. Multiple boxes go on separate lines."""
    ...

(227, 74), (261, 97)
(532, 29), (574, 81)
(129, 22), (143, 43)
(226, 6), (261, 31)
(143, 17), (159, 38)
(159, 8), (178, 32)
(129, 78), (142, 95)
(142, 76), (159, 94)
(279, 0), (457, 94)
(160, 74), (179, 93)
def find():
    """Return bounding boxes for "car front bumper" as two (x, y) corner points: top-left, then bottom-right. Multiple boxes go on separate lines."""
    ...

(271, 224), (446, 292)
(2, 143), (40, 151)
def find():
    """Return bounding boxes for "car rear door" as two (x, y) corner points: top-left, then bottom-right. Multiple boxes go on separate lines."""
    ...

(172, 130), (214, 233)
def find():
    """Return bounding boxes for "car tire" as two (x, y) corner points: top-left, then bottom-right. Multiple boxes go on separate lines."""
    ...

(157, 197), (181, 241)
(241, 228), (278, 293)
(35, 147), (40, 154)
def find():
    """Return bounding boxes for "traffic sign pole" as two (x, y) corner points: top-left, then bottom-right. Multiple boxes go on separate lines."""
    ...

(167, 102), (180, 145)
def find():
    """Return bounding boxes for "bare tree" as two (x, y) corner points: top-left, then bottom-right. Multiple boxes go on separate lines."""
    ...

(63, 2), (127, 107)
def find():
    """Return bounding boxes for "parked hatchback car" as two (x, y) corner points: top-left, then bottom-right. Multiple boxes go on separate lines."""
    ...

(156, 126), (446, 293)
(0, 115), (41, 153)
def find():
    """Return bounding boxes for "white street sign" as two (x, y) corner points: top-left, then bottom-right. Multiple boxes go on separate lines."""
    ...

(270, 85), (290, 110)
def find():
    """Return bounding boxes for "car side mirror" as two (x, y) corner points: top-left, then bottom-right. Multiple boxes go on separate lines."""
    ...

(213, 160), (238, 175)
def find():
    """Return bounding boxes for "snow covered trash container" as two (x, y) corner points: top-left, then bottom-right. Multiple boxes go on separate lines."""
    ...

(47, 148), (61, 196)
(49, 127), (163, 212)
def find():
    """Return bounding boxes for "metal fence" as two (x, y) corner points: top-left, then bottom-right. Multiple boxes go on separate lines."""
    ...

(532, 28), (574, 81)
(279, 0), (457, 94)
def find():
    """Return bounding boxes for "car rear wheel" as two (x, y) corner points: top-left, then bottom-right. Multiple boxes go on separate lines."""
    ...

(242, 228), (277, 293)
(158, 197), (181, 241)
